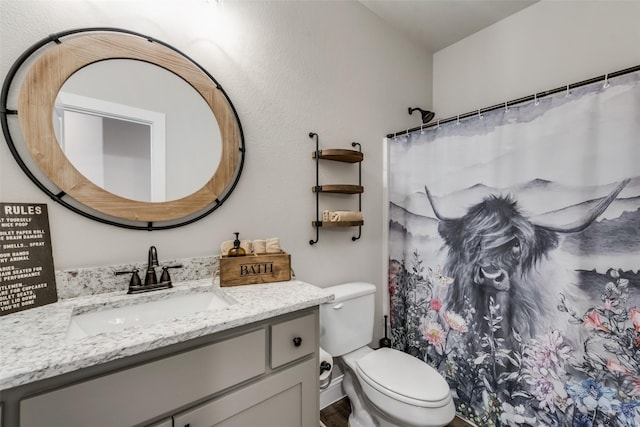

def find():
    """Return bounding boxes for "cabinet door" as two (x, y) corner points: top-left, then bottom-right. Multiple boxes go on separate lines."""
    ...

(173, 357), (318, 427)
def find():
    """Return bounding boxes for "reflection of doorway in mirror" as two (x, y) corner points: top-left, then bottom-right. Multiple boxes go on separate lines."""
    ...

(53, 92), (166, 202)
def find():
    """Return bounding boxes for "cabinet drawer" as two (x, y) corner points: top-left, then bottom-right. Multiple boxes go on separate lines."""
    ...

(271, 312), (317, 369)
(20, 329), (266, 427)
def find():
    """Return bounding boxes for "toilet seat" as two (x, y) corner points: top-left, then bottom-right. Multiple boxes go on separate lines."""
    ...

(355, 348), (451, 408)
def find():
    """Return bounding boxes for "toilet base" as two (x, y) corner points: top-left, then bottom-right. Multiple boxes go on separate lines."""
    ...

(340, 354), (455, 427)
(343, 368), (376, 427)
(344, 366), (421, 427)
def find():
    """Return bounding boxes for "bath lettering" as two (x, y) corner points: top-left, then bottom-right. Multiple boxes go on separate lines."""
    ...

(239, 262), (274, 276)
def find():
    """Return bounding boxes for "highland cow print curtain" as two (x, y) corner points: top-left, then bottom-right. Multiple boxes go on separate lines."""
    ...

(388, 70), (640, 427)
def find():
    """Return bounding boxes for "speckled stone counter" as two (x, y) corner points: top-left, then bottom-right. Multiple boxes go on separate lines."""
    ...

(0, 278), (333, 391)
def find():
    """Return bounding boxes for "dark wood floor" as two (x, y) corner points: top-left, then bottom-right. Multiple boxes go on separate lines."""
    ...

(320, 397), (351, 427)
(320, 397), (473, 427)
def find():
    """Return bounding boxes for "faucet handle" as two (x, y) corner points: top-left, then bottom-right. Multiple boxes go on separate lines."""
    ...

(159, 264), (183, 285)
(115, 269), (142, 288)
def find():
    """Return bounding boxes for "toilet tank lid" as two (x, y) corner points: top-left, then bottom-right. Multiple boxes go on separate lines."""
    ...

(326, 282), (375, 303)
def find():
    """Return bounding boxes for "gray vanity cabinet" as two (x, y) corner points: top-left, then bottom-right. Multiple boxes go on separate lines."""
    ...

(20, 330), (267, 427)
(173, 358), (316, 426)
(7, 308), (319, 427)
(173, 312), (319, 427)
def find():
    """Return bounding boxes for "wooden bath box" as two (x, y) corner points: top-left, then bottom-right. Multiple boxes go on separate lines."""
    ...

(219, 251), (292, 287)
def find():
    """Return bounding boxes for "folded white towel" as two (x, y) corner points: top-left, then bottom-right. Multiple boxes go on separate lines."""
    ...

(329, 211), (363, 222)
(253, 239), (267, 254)
(266, 237), (281, 253)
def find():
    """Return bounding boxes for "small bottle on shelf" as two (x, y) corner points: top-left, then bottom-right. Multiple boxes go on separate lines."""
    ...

(227, 232), (246, 257)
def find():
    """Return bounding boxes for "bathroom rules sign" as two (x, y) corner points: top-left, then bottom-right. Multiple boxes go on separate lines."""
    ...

(0, 203), (57, 316)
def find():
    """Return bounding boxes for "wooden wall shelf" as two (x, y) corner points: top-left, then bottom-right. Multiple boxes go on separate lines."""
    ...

(312, 220), (364, 227)
(312, 185), (364, 194)
(308, 132), (363, 245)
(313, 149), (363, 163)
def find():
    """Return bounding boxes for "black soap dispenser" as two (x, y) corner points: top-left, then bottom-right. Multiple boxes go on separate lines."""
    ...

(227, 232), (246, 257)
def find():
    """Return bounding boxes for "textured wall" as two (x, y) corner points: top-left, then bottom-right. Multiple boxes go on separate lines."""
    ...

(0, 0), (432, 340)
(433, 0), (640, 119)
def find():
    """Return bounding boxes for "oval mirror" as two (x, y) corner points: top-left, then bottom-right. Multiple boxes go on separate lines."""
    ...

(54, 59), (222, 203)
(1, 28), (244, 230)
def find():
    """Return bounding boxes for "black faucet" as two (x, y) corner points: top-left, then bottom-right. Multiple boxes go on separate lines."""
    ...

(116, 246), (182, 294)
(144, 246), (159, 286)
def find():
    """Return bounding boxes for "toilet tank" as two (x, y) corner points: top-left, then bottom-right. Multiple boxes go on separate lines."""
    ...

(320, 282), (376, 356)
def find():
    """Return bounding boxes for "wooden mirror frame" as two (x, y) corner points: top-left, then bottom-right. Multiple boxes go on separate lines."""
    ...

(1, 28), (245, 230)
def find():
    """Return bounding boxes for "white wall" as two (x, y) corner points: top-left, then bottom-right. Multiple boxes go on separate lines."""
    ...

(433, 0), (640, 118)
(0, 0), (431, 339)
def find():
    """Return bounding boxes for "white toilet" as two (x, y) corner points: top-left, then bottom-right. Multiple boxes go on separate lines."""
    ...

(320, 282), (455, 427)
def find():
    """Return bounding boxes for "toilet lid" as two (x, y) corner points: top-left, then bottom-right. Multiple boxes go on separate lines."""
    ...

(355, 348), (450, 405)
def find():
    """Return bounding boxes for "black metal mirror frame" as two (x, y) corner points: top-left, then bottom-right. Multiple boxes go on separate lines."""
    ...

(1, 27), (245, 231)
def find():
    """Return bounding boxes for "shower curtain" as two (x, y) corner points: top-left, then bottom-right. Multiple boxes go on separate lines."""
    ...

(388, 70), (640, 427)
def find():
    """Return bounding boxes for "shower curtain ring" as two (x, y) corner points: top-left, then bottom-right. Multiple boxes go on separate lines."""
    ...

(478, 109), (483, 119)
(456, 115), (460, 125)
(534, 93), (539, 106)
(420, 124), (425, 134)
(566, 84), (571, 97)
(603, 73), (610, 89)
(436, 120), (440, 129)
(504, 101), (509, 113)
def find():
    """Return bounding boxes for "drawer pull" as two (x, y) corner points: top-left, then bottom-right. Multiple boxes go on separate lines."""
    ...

(333, 303), (343, 310)
(293, 336), (302, 347)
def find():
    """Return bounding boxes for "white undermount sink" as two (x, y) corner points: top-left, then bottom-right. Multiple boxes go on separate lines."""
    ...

(66, 291), (232, 340)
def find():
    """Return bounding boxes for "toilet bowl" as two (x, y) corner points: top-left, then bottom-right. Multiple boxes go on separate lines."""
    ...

(320, 283), (455, 427)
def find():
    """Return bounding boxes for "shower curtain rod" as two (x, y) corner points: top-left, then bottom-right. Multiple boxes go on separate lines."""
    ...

(387, 64), (640, 139)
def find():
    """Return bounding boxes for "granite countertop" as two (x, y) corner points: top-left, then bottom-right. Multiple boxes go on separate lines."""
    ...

(0, 279), (333, 391)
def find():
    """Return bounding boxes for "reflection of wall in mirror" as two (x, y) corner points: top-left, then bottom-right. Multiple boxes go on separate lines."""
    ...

(55, 96), (164, 202)
(62, 111), (104, 187)
(103, 118), (151, 201)
(60, 60), (222, 202)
